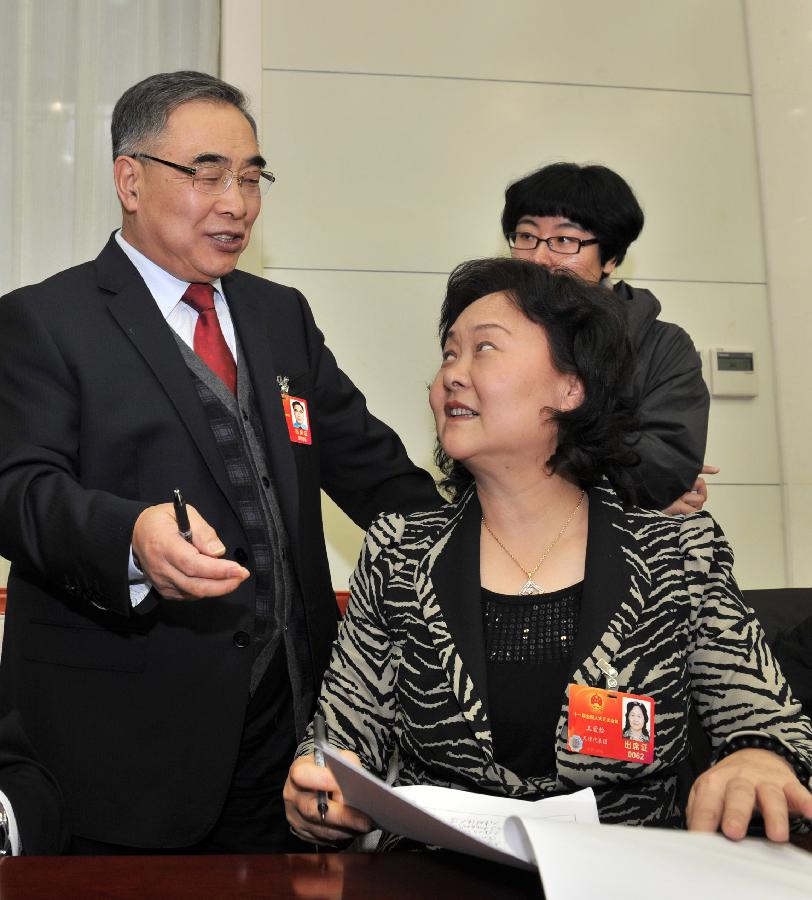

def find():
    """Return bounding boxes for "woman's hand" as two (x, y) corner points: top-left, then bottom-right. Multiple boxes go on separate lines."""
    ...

(284, 751), (374, 845)
(686, 747), (812, 841)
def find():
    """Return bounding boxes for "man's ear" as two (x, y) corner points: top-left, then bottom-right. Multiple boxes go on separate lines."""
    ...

(560, 374), (585, 412)
(601, 256), (618, 279)
(113, 156), (141, 212)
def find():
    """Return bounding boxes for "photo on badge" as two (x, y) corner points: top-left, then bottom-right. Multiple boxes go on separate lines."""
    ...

(622, 698), (652, 743)
(283, 395), (312, 445)
(291, 399), (309, 431)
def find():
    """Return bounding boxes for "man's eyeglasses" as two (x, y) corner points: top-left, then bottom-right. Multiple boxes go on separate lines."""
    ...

(507, 232), (599, 255)
(134, 154), (275, 197)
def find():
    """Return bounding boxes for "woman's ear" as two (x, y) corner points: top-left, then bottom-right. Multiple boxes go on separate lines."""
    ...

(559, 374), (585, 412)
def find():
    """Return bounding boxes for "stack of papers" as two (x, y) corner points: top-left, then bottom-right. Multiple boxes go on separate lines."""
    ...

(322, 745), (812, 899)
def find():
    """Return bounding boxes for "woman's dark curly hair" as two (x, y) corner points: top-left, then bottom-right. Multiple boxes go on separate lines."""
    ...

(434, 258), (640, 502)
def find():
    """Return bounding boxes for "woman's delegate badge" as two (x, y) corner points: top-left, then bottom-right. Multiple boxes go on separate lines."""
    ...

(567, 684), (655, 764)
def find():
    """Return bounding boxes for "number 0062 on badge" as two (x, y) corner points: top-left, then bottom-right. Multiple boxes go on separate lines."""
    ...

(567, 684), (655, 764)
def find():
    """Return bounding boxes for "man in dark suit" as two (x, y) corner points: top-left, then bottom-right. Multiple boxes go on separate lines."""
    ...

(0, 70), (440, 853)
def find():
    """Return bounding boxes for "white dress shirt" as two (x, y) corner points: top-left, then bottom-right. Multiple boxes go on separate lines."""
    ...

(114, 231), (237, 605)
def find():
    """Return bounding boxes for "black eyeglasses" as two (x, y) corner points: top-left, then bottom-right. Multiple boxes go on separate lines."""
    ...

(134, 154), (275, 197)
(507, 232), (599, 255)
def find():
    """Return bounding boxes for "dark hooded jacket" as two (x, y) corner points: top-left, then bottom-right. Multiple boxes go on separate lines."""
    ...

(613, 280), (709, 509)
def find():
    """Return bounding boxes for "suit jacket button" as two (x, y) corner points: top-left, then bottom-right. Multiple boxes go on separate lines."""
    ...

(234, 547), (248, 565)
(233, 631), (251, 648)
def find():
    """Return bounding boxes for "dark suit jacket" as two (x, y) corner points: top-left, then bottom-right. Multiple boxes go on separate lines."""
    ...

(774, 617), (812, 718)
(0, 235), (440, 847)
(0, 709), (67, 854)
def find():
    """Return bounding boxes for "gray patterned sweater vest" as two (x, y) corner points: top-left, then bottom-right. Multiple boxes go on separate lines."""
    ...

(173, 335), (313, 736)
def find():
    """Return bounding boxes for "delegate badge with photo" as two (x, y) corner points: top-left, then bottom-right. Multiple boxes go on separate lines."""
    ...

(567, 684), (655, 764)
(283, 394), (312, 445)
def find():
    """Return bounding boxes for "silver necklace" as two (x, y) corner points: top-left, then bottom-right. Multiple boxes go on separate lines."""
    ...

(481, 490), (585, 595)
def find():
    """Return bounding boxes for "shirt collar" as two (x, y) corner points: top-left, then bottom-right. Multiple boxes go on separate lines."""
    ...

(115, 230), (224, 317)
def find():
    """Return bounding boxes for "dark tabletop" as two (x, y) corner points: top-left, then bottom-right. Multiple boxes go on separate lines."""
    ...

(0, 850), (541, 899)
(1, 835), (809, 899)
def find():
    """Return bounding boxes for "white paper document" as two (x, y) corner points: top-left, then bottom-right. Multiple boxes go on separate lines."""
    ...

(321, 743), (598, 869)
(322, 745), (812, 898)
(506, 817), (812, 900)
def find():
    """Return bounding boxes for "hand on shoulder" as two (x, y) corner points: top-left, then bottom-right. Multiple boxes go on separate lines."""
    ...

(662, 465), (719, 516)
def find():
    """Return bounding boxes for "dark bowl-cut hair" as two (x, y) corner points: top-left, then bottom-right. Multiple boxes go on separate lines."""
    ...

(434, 258), (640, 502)
(501, 163), (644, 268)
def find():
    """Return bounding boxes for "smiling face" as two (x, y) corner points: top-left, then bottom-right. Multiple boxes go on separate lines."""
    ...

(627, 705), (647, 734)
(509, 215), (616, 283)
(429, 292), (583, 481)
(115, 99), (263, 282)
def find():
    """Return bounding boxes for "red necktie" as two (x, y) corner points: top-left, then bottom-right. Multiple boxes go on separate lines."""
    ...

(182, 283), (237, 395)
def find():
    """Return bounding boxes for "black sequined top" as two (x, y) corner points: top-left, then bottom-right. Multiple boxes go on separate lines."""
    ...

(481, 582), (582, 777)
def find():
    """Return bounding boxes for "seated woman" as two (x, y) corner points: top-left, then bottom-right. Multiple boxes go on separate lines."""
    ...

(285, 258), (812, 846)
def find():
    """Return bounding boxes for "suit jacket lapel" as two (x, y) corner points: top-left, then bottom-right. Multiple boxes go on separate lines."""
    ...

(420, 488), (492, 738)
(98, 237), (239, 515)
(569, 485), (650, 681)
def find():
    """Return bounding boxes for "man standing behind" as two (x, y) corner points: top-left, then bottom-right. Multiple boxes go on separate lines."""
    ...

(0, 71), (439, 853)
(502, 163), (713, 513)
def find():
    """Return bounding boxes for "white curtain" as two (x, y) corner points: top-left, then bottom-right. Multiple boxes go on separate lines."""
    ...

(0, 0), (220, 296)
(0, 0), (220, 587)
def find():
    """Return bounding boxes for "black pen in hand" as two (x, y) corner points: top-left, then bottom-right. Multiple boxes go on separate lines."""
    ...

(172, 489), (193, 543)
(313, 713), (330, 825)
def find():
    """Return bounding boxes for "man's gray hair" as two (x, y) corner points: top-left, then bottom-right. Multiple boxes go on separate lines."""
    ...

(111, 70), (258, 160)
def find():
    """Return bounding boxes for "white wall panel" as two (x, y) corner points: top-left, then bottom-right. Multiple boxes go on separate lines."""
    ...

(262, 71), (764, 282)
(222, 0), (264, 276)
(745, 1), (812, 485)
(321, 492), (364, 591)
(704, 485), (786, 589)
(268, 268), (446, 588)
(745, 0), (812, 586)
(638, 280), (780, 485)
(267, 268), (445, 473)
(783, 486), (812, 587)
(744, 82), (812, 487)
(262, 0), (750, 94)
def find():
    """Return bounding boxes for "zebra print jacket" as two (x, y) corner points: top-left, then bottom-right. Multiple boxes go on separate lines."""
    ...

(306, 483), (812, 826)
